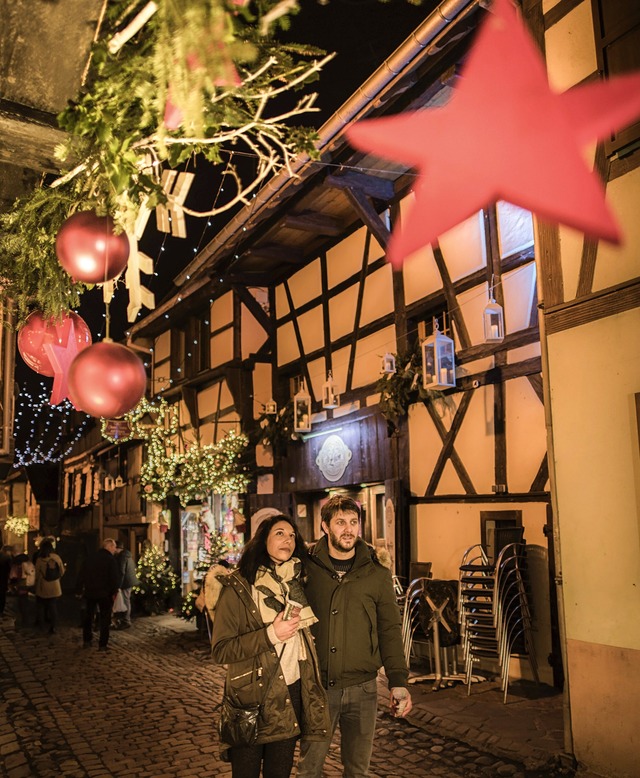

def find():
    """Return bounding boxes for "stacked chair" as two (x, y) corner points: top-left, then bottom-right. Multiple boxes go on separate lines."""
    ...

(401, 575), (467, 691)
(458, 534), (539, 702)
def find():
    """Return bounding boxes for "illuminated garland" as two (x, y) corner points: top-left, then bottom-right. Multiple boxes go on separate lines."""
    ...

(101, 396), (178, 444)
(14, 385), (91, 467)
(4, 516), (30, 536)
(173, 430), (250, 506)
(133, 543), (178, 615)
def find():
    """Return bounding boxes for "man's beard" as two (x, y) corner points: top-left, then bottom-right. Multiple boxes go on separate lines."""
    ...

(328, 529), (356, 553)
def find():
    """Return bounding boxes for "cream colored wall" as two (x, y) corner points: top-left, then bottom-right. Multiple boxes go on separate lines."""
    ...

(547, 310), (640, 650)
(241, 303), (268, 360)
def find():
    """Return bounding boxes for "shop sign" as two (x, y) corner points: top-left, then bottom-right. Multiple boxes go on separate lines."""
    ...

(315, 434), (352, 482)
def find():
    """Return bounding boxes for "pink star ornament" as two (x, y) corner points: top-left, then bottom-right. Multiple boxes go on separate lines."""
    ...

(43, 318), (82, 406)
(346, 0), (640, 267)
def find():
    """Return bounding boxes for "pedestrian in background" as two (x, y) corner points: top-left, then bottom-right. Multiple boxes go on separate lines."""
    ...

(8, 545), (32, 629)
(77, 538), (120, 651)
(114, 538), (138, 630)
(34, 538), (65, 634)
(212, 514), (329, 778)
(0, 544), (12, 618)
(297, 495), (412, 778)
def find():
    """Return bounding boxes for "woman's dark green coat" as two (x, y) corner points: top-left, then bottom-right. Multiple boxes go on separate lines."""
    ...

(211, 570), (330, 758)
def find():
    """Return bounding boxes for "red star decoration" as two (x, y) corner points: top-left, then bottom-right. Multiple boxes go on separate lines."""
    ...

(43, 318), (81, 406)
(346, 0), (640, 267)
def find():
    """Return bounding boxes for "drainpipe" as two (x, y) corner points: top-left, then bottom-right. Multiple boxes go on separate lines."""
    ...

(172, 0), (481, 288)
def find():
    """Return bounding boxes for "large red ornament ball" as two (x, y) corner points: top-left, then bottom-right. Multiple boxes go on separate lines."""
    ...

(56, 211), (130, 284)
(17, 310), (92, 376)
(67, 341), (147, 418)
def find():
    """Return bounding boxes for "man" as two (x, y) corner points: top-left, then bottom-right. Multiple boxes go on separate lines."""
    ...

(114, 539), (138, 629)
(297, 495), (412, 778)
(77, 538), (120, 651)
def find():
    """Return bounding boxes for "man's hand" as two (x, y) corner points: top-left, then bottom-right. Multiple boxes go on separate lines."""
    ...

(390, 687), (412, 718)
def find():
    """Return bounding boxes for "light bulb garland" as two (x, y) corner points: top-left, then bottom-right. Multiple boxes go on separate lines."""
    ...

(133, 543), (178, 615)
(13, 384), (91, 467)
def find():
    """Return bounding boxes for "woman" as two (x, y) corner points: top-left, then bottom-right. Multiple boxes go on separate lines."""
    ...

(34, 538), (65, 634)
(211, 515), (329, 778)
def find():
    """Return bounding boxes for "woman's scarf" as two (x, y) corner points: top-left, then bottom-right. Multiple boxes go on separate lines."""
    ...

(254, 557), (318, 629)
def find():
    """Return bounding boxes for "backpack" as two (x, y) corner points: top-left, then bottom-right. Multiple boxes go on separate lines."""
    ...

(44, 558), (61, 582)
(22, 560), (36, 587)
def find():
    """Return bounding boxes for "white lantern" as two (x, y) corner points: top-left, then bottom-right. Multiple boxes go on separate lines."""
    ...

(483, 299), (505, 342)
(264, 399), (277, 415)
(381, 353), (396, 374)
(422, 319), (456, 389)
(322, 371), (340, 410)
(293, 379), (312, 432)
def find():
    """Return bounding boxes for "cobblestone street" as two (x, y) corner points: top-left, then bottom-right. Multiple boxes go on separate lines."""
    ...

(0, 604), (573, 778)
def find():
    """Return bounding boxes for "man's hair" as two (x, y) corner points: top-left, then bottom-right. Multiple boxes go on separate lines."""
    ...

(321, 495), (362, 529)
(103, 538), (116, 550)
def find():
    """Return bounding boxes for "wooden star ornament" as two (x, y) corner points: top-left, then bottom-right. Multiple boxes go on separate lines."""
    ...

(346, 0), (640, 267)
(43, 318), (81, 406)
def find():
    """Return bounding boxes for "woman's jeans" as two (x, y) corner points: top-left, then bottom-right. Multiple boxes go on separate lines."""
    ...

(36, 596), (59, 632)
(297, 677), (379, 778)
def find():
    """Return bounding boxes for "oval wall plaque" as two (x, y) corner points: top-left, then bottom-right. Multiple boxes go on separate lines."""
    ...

(315, 434), (353, 482)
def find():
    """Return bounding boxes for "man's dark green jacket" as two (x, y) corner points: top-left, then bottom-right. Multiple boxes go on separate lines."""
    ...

(304, 536), (408, 690)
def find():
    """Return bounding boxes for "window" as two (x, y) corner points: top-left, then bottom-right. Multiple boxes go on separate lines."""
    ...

(480, 510), (524, 565)
(592, 0), (640, 154)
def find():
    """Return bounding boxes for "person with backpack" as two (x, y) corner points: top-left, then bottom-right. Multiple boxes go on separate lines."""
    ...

(34, 538), (65, 634)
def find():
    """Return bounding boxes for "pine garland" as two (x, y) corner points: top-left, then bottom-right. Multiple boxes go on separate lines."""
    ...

(133, 543), (178, 614)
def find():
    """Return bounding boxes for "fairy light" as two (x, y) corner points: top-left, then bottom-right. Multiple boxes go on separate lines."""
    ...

(13, 384), (91, 467)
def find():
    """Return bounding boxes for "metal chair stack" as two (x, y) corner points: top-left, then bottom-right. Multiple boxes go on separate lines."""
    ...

(458, 540), (539, 702)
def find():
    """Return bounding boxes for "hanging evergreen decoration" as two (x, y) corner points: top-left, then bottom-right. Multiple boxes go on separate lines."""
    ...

(375, 342), (454, 430)
(133, 543), (179, 614)
(0, 0), (332, 323)
(255, 401), (297, 452)
(173, 430), (251, 506)
(4, 517), (30, 537)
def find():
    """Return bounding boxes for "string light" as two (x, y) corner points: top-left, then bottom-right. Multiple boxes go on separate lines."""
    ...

(13, 384), (91, 467)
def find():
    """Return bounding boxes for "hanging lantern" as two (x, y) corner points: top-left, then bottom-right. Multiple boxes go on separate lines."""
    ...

(293, 379), (312, 433)
(56, 210), (130, 284)
(264, 399), (277, 415)
(422, 317), (456, 390)
(483, 277), (505, 343)
(67, 340), (147, 418)
(17, 310), (92, 376)
(381, 353), (396, 375)
(322, 371), (340, 410)
(114, 475), (125, 488)
(103, 474), (115, 492)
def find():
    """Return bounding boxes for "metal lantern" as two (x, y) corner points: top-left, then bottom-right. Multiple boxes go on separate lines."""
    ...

(422, 318), (456, 389)
(483, 277), (505, 342)
(322, 371), (340, 410)
(264, 399), (277, 415)
(381, 353), (396, 374)
(293, 379), (312, 432)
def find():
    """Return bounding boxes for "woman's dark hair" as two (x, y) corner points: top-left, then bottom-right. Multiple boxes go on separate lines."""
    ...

(39, 539), (54, 558)
(238, 514), (308, 585)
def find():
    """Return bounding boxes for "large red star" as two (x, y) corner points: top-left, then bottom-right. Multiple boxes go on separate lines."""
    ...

(346, 0), (640, 267)
(43, 318), (81, 406)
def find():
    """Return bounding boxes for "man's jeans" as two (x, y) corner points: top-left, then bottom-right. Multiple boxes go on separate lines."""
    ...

(297, 678), (378, 778)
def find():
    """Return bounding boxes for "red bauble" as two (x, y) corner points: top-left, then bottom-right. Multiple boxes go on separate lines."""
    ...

(56, 211), (130, 283)
(67, 341), (147, 418)
(17, 310), (92, 376)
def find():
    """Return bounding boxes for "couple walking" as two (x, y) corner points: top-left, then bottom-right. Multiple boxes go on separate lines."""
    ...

(212, 494), (412, 778)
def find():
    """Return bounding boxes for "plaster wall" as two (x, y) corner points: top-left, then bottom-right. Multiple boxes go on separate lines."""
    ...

(241, 304), (268, 361)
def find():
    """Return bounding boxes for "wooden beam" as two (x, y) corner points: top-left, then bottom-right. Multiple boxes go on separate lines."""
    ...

(432, 243), (471, 349)
(283, 281), (314, 400)
(425, 390), (475, 495)
(181, 386), (199, 432)
(545, 278), (640, 334)
(576, 143), (608, 298)
(455, 356), (543, 390)
(283, 212), (343, 236)
(346, 232), (372, 393)
(342, 187), (391, 250)
(456, 325), (539, 364)
(537, 220), (564, 308)
(232, 284), (272, 334)
(530, 454), (549, 492)
(326, 170), (395, 201)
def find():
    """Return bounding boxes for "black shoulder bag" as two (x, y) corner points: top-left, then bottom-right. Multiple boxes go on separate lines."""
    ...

(218, 645), (285, 748)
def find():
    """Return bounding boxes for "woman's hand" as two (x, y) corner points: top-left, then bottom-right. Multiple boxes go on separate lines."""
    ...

(272, 609), (301, 641)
